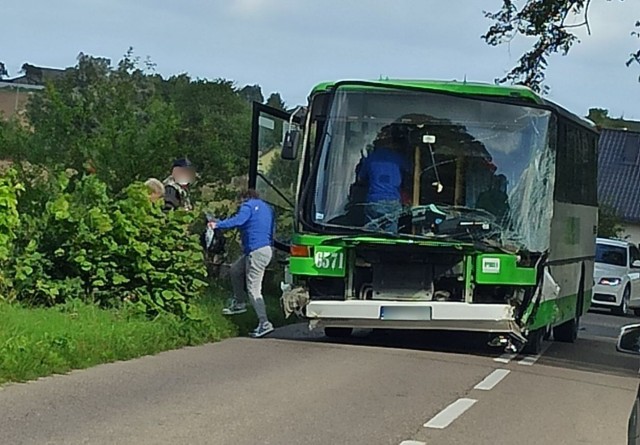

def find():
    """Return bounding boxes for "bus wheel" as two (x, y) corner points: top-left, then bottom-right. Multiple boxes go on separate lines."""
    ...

(324, 327), (353, 338)
(522, 328), (544, 355)
(553, 316), (579, 343)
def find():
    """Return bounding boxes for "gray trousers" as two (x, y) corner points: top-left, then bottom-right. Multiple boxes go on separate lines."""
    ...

(230, 246), (273, 323)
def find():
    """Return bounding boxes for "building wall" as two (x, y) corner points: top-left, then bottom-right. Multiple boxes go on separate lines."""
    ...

(0, 88), (31, 121)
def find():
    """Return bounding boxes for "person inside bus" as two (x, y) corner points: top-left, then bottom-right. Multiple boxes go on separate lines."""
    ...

(475, 174), (510, 224)
(356, 125), (412, 233)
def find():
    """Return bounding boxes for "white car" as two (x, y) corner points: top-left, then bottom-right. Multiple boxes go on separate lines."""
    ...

(592, 238), (640, 316)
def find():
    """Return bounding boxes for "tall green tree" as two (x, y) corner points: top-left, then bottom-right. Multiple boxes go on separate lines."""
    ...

(483, 1), (639, 93)
(2, 49), (256, 191)
(239, 84), (264, 104)
(0, 62), (7, 79)
(156, 74), (252, 183)
(24, 50), (181, 191)
(598, 203), (625, 239)
(266, 92), (286, 110)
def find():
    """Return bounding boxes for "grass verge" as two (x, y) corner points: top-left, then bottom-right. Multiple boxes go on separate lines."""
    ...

(0, 283), (295, 385)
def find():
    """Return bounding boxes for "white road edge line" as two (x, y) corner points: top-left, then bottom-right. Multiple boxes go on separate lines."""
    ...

(473, 369), (511, 391)
(424, 398), (478, 429)
(518, 341), (552, 366)
(494, 352), (517, 364)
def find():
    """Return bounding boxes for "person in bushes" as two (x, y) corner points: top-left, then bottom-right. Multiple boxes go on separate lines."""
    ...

(163, 158), (196, 211)
(144, 178), (165, 204)
(209, 188), (275, 338)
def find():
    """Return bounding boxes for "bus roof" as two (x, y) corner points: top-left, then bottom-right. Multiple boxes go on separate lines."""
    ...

(310, 79), (597, 132)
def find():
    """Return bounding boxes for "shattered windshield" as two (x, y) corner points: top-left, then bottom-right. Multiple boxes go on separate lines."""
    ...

(309, 87), (555, 252)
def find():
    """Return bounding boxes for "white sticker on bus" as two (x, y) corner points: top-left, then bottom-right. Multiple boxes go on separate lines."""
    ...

(482, 258), (501, 274)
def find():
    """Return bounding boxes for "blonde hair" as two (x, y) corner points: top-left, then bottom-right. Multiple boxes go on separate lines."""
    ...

(144, 178), (165, 197)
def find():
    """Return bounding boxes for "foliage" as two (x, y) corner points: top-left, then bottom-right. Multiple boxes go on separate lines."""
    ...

(155, 74), (251, 184)
(587, 108), (640, 131)
(483, 1), (639, 92)
(18, 52), (181, 191)
(0, 168), (208, 319)
(0, 61), (7, 79)
(266, 92), (286, 111)
(629, 21), (640, 75)
(1, 50), (254, 192)
(0, 299), (237, 385)
(598, 203), (625, 239)
(240, 84), (264, 104)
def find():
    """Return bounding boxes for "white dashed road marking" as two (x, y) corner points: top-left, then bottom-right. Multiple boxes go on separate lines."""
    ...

(518, 342), (552, 366)
(400, 441), (426, 445)
(493, 352), (517, 364)
(424, 398), (478, 429)
(473, 369), (511, 391)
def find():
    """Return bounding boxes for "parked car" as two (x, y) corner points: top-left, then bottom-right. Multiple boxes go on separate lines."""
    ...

(616, 324), (640, 444)
(592, 238), (640, 316)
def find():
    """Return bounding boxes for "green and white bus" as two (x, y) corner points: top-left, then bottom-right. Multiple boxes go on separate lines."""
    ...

(250, 79), (598, 354)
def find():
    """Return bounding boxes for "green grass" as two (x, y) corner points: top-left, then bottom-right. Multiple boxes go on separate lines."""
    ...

(0, 290), (293, 385)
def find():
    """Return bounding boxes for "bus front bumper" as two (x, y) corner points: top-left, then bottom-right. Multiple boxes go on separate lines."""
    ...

(306, 300), (522, 338)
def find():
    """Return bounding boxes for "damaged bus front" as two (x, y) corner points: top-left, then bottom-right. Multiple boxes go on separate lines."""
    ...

(252, 80), (598, 354)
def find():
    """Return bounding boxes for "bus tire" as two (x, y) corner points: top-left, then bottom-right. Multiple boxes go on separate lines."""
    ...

(553, 316), (579, 343)
(523, 328), (545, 355)
(324, 327), (353, 338)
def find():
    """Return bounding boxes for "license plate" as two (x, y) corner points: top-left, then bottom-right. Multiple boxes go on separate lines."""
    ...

(380, 306), (432, 321)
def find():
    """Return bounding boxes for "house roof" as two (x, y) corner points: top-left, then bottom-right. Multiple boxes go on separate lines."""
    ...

(598, 128), (640, 222)
(7, 64), (67, 86)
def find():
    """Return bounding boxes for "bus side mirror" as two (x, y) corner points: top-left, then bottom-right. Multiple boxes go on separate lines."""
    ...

(281, 130), (300, 161)
(617, 324), (640, 355)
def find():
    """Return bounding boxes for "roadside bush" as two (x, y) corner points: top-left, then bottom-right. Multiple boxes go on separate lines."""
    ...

(0, 168), (207, 318)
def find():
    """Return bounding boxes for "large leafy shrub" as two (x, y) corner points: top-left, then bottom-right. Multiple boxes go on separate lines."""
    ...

(0, 168), (207, 318)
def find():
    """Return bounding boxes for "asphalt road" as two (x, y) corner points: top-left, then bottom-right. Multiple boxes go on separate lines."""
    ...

(1, 309), (638, 445)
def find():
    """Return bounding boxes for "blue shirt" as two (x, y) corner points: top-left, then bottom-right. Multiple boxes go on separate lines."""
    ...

(358, 147), (411, 202)
(216, 198), (274, 255)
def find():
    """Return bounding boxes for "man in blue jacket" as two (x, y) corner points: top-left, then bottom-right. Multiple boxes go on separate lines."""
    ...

(357, 125), (411, 233)
(209, 189), (275, 338)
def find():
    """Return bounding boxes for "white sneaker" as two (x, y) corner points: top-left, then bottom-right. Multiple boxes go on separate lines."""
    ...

(250, 322), (275, 338)
(222, 299), (247, 315)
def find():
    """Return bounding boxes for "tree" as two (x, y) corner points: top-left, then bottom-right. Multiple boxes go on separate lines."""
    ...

(266, 92), (286, 111)
(598, 203), (625, 239)
(0, 62), (7, 79)
(239, 84), (264, 104)
(1, 49), (255, 191)
(24, 50), (181, 191)
(156, 74), (252, 183)
(483, 1), (639, 93)
(587, 108), (640, 131)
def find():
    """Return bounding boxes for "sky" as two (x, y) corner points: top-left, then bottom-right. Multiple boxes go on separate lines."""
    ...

(3, 0), (640, 118)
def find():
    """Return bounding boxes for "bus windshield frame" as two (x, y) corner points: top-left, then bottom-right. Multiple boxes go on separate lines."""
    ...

(301, 84), (557, 253)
